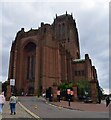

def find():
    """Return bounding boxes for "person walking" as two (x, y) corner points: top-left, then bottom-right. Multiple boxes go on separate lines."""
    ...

(57, 90), (61, 102)
(0, 92), (5, 114)
(9, 93), (18, 115)
(106, 95), (110, 107)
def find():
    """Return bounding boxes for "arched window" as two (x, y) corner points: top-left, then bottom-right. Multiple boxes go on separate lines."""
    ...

(57, 23), (66, 40)
(24, 42), (36, 81)
(62, 23), (65, 38)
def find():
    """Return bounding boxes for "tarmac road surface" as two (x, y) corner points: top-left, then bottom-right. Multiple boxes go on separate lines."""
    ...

(19, 96), (110, 119)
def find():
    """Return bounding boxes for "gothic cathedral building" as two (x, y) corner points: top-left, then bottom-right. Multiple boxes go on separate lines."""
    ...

(8, 12), (99, 102)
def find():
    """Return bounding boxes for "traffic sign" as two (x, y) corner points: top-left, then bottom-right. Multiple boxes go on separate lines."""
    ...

(10, 79), (15, 86)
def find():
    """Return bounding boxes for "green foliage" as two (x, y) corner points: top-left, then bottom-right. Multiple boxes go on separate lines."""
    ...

(96, 80), (104, 100)
(97, 84), (104, 99)
(76, 79), (90, 96)
(2, 81), (9, 96)
(58, 82), (73, 100)
(58, 79), (91, 97)
(58, 82), (73, 91)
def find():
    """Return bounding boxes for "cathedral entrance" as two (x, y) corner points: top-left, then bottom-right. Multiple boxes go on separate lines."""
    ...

(23, 42), (36, 95)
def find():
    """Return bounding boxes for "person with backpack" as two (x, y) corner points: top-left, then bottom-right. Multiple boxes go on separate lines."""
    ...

(9, 93), (18, 115)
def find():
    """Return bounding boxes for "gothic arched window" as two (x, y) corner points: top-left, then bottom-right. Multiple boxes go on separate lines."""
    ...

(58, 24), (61, 38)
(62, 23), (65, 39)
(24, 42), (36, 81)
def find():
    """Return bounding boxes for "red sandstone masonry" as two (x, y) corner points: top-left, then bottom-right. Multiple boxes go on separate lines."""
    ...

(8, 13), (99, 102)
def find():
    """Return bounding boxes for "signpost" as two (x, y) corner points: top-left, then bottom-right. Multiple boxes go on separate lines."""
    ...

(10, 79), (15, 94)
(10, 79), (15, 86)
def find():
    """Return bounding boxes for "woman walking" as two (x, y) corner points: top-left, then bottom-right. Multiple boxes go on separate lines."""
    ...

(0, 92), (5, 114)
(9, 93), (18, 115)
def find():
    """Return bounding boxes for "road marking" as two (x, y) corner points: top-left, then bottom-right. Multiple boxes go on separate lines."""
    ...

(34, 105), (38, 109)
(18, 102), (41, 119)
(45, 101), (63, 110)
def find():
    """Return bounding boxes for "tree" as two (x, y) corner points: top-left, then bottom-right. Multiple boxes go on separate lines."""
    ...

(58, 82), (73, 100)
(2, 81), (9, 96)
(58, 82), (73, 91)
(76, 79), (90, 97)
(97, 81), (104, 101)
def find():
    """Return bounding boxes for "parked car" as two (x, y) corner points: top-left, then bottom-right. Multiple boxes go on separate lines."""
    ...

(84, 97), (93, 103)
(78, 95), (86, 101)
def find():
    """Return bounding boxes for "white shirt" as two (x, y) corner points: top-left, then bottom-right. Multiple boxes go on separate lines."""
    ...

(0, 94), (5, 104)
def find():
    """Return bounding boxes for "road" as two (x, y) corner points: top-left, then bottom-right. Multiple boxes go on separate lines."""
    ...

(19, 96), (109, 119)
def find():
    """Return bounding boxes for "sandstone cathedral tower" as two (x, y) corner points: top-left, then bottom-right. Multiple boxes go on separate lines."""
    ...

(8, 12), (99, 102)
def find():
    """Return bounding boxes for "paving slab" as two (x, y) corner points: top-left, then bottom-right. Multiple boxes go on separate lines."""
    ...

(51, 100), (110, 112)
(2, 101), (34, 119)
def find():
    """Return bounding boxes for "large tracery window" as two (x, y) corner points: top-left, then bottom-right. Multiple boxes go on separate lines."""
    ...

(58, 24), (61, 39)
(24, 42), (36, 81)
(62, 23), (65, 39)
(31, 55), (35, 79)
(75, 70), (85, 76)
(27, 56), (30, 79)
(57, 22), (65, 40)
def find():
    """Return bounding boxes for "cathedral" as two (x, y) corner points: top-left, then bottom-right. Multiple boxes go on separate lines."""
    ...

(8, 12), (99, 102)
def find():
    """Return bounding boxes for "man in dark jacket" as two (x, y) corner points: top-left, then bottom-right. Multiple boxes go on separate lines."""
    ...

(106, 96), (110, 107)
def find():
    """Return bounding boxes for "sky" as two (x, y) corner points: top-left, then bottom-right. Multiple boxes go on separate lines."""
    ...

(0, 0), (110, 94)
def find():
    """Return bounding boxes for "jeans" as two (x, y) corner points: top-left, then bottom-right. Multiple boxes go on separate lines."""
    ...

(0, 104), (3, 113)
(10, 103), (16, 113)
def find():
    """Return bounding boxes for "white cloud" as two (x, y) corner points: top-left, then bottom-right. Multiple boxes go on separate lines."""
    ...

(1, 0), (37, 2)
(1, 0), (110, 3)
(0, 75), (8, 83)
(0, 3), (2, 81)
(103, 88), (111, 95)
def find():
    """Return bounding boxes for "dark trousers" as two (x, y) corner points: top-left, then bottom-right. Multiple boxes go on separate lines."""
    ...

(57, 95), (60, 102)
(106, 100), (110, 107)
(10, 103), (16, 113)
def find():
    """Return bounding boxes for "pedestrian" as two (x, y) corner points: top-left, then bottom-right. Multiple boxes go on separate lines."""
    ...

(9, 93), (18, 115)
(57, 90), (61, 102)
(67, 89), (71, 106)
(0, 92), (5, 114)
(70, 90), (74, 101)
(106, 96), (110, 107)
(98, 97), (101, 104)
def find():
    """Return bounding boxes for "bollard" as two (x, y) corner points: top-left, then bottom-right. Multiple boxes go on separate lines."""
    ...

(68, 98), (70, 106)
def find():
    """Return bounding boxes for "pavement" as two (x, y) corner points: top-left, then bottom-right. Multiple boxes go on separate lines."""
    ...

(1, 101), (36, 119)
(40, 97), (110, 112)
(51, 100), (110, 112)
(0, 97), (110, 119)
